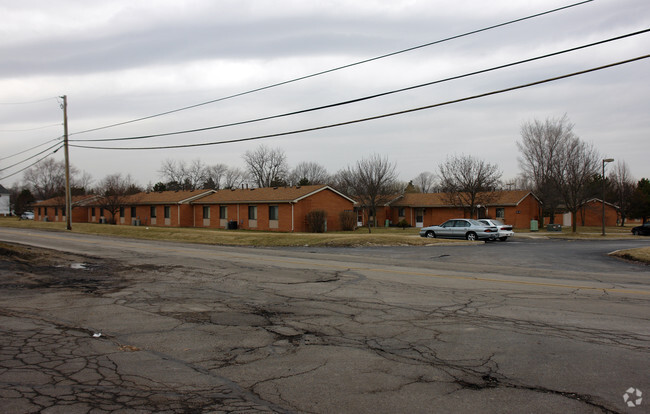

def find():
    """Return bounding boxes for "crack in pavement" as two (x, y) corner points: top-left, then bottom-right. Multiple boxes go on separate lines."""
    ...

(1, 241), (646, 413)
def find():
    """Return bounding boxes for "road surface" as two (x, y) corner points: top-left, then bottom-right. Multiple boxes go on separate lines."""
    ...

(0, 227), (648, 413)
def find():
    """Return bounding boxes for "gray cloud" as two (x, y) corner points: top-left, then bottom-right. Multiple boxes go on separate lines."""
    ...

(1, 0), (649, 187)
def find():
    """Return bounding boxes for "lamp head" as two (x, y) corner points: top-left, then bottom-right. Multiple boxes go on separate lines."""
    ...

(603, 158), (614, 163)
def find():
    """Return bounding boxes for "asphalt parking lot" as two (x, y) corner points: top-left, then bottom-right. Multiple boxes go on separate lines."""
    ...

(289, 236), (650, 281)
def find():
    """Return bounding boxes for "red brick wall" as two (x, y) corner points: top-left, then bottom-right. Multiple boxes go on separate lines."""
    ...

(192, 190), (354, 232)
(579, 201), (618, 226)
(36, 205), (91, 224)
(498, 195), (539, 229)
(293, 190), (354, 232)
(106, 204), (189, 227)
(385, 194), (542, 229)
(62, 190), (353, 232)
(387, 206), (469, 227)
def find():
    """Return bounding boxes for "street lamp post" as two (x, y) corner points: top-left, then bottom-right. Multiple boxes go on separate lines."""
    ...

(602, 158), (614, 236)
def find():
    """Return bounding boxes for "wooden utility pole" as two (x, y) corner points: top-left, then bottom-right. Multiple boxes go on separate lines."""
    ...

(61, 95), (72, 230)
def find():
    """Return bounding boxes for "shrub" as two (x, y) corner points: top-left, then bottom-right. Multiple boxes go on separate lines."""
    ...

(339, 210), (356, 231)
(305, 210), (327, 233)
(397, 219), (410, 229)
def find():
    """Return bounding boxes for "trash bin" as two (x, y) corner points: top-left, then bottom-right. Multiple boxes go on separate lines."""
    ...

(530, 220), (538, 232)
(227, 220), (238, 230)
(546, 224), (562, 232)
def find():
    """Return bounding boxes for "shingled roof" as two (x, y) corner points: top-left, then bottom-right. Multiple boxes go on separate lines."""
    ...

(193, 185), (355, 204)
(389, 190), (538, 207)
(33, 194), (100, 207)
(122, 189), (215, 205)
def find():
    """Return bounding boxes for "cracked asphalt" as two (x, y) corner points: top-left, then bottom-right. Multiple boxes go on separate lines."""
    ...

(0, 227), (648, 413)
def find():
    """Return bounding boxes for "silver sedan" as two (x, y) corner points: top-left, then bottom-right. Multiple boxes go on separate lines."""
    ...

(478, 218), (514, 241)
(419, 219), (498, 241)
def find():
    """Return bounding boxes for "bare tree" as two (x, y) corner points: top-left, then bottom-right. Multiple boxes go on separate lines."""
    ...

(158, 159), (185, 188)
(158, 159), (208, 190)
(338, 154), (399, 232)
(222, 167), (248, 189)
(412, 171), (437, 193)
(289, 162), (330, 185)
(22, 158), (82, 200)
(329, 170), (355, 198)
(73, 171), (94, 195)
(552, 136), (600, 233)
(95, 174), (141, 224)
(242, 145), (289, 188)
(439, 154), (502, 218)
(517, 115), (572, 224)
(185, 159), (208, 190)
(203, 164), (229, 189)
(608, 161), (635, 226)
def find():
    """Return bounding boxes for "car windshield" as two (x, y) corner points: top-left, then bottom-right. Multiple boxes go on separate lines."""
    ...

(468, 219), (485, 226)
(489, 219), (504, 226)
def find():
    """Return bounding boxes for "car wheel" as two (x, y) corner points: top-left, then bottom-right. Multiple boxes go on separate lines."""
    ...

(466, 232), (478, 241)
(425, 231), (436, 238)
(632, 230), (639, 236)
(498, 236), (508, 241)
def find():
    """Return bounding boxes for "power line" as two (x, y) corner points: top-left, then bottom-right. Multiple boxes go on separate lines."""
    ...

(0, 137), (62, 162)
(69, 28), (650, 144)
(0, 96), (59, 105)
(69, 0), (594, 137)
(69, 54), (650, 151)
(0, 141), (63, 172)
(0, 123), (62, 132)
(0, 144), (63, 181)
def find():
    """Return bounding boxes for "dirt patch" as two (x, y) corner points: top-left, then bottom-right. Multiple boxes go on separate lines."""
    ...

(0, 242), (128, 294)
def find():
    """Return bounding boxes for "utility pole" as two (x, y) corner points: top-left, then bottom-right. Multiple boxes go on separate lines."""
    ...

(61, 95), (72, 231)
(601, 158), (614, 236)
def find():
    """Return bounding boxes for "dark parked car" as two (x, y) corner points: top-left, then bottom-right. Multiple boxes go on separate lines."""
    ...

(419, 219), (498, 241)
(631, 223), (650, 236)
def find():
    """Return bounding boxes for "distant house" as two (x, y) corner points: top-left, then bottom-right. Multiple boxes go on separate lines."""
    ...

(191, 185), (356, 232)
(33, 195), (99, 222)
(380, 190), (541, 229)
(571, 198), (618, 227)
(0, 184), (10, 216)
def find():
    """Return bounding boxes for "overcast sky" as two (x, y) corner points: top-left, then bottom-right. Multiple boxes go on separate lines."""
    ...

(1, 0), (648, 190)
